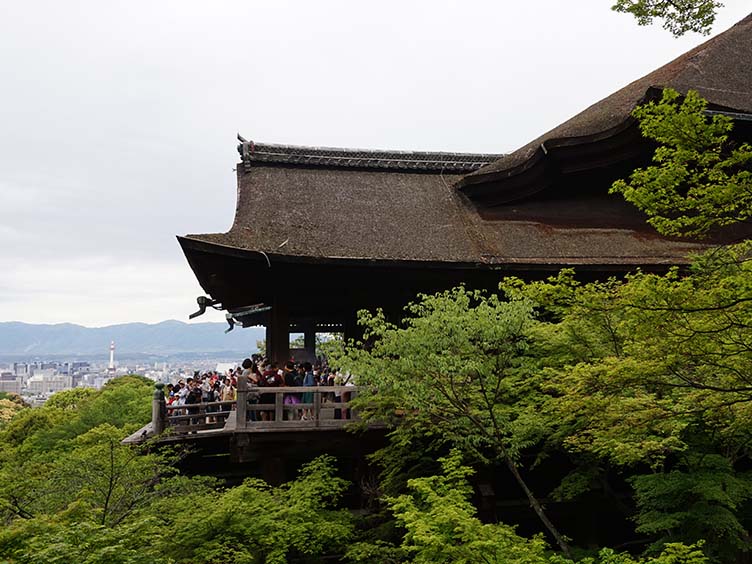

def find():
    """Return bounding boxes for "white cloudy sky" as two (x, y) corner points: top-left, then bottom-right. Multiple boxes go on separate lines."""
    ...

(1, 0), (749, 327)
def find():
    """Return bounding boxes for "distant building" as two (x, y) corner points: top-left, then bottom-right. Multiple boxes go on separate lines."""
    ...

(0, 372), (21, 395)
(26, 373), (72, 394)
(30, 367), (56, 379)
(93, 376), (110, 389)
(0, 380), (21, 395)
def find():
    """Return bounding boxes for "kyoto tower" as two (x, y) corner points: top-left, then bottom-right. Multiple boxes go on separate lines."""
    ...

(108, 341), (116, 373)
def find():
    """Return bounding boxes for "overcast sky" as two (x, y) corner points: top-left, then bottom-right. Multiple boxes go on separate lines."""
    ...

(1, 0), (749, 327)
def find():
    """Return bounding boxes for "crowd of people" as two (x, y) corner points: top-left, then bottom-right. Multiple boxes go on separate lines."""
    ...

(164, 354), (355, 423)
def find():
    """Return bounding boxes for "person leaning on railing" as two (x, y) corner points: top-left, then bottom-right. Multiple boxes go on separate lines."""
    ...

(241, 358), (261, 422)
(282, 361), (301, 420)
(185, 384), (201, 425)
(206, 381), (221, 423)
(260, 362), (283, 421)
(301, 363), (316, 421)
(220, 376), (236, 411)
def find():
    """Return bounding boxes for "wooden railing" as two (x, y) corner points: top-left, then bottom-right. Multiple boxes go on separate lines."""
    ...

(165, 400), (235, 433)
(151, 381), (358, 435)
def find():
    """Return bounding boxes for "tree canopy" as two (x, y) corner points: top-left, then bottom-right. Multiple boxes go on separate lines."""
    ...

(611, 0), (724, 36)
(612, 89), (752, 238)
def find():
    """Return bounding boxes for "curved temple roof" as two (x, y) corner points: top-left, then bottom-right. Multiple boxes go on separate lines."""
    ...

(182, 139), (705, 271)
(178, 16), (752, 302)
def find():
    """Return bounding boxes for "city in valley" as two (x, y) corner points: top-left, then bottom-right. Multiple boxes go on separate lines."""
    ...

(0, 320), (267, 405)
(0, 345), (252, 406)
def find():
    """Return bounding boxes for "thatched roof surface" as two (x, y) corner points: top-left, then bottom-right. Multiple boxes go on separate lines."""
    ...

(461, 12), (752, 188)
(184, 144), (705, 267)
(195, 165), (480, 262)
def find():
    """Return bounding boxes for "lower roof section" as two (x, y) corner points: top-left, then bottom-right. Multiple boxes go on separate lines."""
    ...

(179, 233), (703, 317)
(183, 163), (705, 266)
(185, 226), (704, 267)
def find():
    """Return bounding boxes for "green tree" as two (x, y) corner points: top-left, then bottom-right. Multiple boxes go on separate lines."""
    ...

(46, 424), (179, 527)
(384, 450), (551, 564)
(612, 89), (752, 238)
(610, 0), (722, 36)
(502, 256), (752, 560)
(342, 288), (571, 555)
(0, 392), (27, 426)
(164, 455), (354, 564)
(0, 377), (152, 523)
(347, 450), (710, 564)
(631, 453), (752, 561)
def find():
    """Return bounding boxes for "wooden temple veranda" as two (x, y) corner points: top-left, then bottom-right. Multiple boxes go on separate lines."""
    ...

(129, 14), (752, 478)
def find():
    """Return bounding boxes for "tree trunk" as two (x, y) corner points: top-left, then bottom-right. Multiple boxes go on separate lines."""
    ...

(503, 454), (571, 557)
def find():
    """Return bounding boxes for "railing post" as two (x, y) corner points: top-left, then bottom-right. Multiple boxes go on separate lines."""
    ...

(313, 388), (321, 427)
(341, 386), (352, 420)
(236, 373), (248, 429)
(275, 391), (283, 422)
(152, 383), (166, 435)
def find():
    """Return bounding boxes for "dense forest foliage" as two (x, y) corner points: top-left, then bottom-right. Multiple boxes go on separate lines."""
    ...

(1, 90), (750, 563)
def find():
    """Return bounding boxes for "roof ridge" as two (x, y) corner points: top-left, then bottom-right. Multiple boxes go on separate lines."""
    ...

(237, 138), (503, 173)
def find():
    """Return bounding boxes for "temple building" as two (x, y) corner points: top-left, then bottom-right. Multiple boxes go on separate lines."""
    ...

(180, 14), (752, 364)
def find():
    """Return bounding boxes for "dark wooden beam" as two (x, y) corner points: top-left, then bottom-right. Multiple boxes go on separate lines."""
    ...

(267, 297), (289, 366)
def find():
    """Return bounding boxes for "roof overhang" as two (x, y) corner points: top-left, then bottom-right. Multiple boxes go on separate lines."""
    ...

(178, 234), (694, 319)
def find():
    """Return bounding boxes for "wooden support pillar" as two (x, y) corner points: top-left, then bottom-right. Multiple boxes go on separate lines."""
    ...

(236, 372), (248, 429)
(313, 389), (321, 427)
(229, 433), (251, 464)
(152, 383), (166, 435)
(274, 391), (284, 422)
(304, 328), (316, 353)
(261, 456), (286, 486)
(343, 312), (363, 345)
(266, 299), (289, 366)
(302, 321), (316, 360)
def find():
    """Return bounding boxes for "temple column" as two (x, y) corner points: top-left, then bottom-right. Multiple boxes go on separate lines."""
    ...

(343, 312), (363, 344)
(266, 299), (289, 366)
(303, 321), (316, 359)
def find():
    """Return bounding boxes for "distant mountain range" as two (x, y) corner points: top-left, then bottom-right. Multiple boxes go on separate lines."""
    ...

(0, 321), (265, 359)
